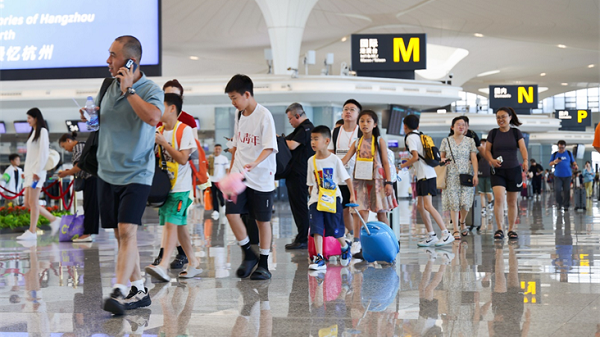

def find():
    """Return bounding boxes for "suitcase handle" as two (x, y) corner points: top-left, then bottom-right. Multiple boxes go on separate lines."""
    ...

(345, 203), (371, 235)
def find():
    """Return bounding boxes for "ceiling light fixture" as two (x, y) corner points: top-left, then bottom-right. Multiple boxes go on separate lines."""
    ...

(561, 82), (568, 86)
(540, 73), (546, 76)
(474, 33), (484, 37)
(341, 36), (347, 42)
(557, 44), (566, 48)
(589, 64), (595, 68)
(476, 69), (500, 77)
(189, 56), (199, 60)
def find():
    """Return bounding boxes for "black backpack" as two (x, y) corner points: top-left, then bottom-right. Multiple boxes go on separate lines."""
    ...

(332, 125), (363, 152)
(147, 146), (171, 207)
(77, 78), (114, 176)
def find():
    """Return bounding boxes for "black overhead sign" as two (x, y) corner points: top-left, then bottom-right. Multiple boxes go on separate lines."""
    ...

(351, 34), (426, 79)
(489, 85), (538, 109)
(555, 109), (591, 131)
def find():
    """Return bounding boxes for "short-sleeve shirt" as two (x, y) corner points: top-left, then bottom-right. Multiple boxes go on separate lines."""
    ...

(231, 104), (278, 192)
(306, 154), (350, 206)
(72, 142), (92, 179)
(529, 164), (544, 181)
(159, 124), (197, 192)
(486, 128), (523, 169)
(211, 154), (229, 182)
(593, 123), (600, 149)
(549, 150), (574, 178)
(405, 131), (436, 180)
(285, 119), (315, 177)
(156, 111), (197, 129)
(387, 149), (397, 182)
(478, 153), (491, 177)
(327, 125), (359, 185)
(96, 73), (165, 186)
(466, 129), (481, 148)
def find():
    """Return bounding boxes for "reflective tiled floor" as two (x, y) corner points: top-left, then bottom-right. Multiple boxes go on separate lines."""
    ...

(1, 191), (600, 336)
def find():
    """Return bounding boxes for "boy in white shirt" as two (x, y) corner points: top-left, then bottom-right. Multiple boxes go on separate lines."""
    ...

(225, 75), (278, 280)
(400, 114), (454, 247)
(307, 126), (354, 270)
(145, 94), (201, 281)
(2, 154), (24, 205)
(209, 144), (229, 220)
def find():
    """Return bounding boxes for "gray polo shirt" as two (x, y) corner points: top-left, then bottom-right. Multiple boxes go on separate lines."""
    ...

(96, 73), (164, 186)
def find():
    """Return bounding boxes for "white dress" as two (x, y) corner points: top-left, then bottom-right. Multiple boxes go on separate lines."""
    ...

(24, 128), (49, 188)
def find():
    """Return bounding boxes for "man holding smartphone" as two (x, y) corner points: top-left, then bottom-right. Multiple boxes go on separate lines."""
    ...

(86, 35), (164, 315)
(549, 140), (575, 211)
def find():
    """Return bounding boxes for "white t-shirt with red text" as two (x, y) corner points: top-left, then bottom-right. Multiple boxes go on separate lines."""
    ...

(231, 104), (278, 192)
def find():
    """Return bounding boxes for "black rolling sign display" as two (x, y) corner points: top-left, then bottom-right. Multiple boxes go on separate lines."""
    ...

(489, 85), (538, 109)
(555, 109), (591, 131)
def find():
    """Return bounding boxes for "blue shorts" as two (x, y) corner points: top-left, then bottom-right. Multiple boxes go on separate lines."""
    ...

(309, 198), (344, 239)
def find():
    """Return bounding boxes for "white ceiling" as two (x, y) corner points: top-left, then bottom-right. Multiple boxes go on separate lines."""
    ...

(161, 0), (600, 100)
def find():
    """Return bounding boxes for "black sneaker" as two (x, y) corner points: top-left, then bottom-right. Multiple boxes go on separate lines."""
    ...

(170, 254), (188, 269)
(152, 256), (162, 266)
(103, 288), (125, 315)
(123, 286), (151, 310)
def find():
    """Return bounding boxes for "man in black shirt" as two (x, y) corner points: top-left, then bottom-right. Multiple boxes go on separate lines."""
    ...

(461, 116), (485, 154)
(284, 103), (315, 249)
(528, 159), (544, 199)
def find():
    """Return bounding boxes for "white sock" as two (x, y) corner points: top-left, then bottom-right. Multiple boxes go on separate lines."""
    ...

(428, 231), (436, 236)
(259, 249), (270, 256)
(113, 284), (128, 296)
(441, 230), (448, 235)
(238, 237), (250, 246)
(131, 279), (145, 292)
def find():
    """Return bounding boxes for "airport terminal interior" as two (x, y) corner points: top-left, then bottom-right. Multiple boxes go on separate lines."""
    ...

(1, 0), (600, 336)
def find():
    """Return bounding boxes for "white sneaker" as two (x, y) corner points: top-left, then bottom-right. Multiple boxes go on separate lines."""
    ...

(211, 211), (219, 220)
(16, 230), (37, 241)
(417, 235), (439, 247)
(73, 235), (94, 243)
(425, 247), (437, 260)
(487, 203), (494, 212)
(481, 209), (487, 216)
(440, 251), (456, 265)
(435, 232), (455, 246)
(350, 241), (362, 255)
(49, 217), (61, 236)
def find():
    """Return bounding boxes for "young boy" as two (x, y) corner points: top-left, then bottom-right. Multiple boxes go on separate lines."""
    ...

(307, 126), (354, 270)
(145, 93), (202, 281)
(2, 154), (24, 205)
(225, 74), (278, 280)
(209, 144), (229, 220)
(400, 115), (454, 247)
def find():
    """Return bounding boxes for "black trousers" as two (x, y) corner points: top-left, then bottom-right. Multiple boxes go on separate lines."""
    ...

(83, 176), (100, 235)
(532, 177), (542, 195)
(286, 176), (310, 244)
(211, 183), (225, 211)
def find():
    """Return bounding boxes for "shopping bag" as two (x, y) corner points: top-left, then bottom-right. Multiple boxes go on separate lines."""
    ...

(434, 165), (447, 189)
(204, 189), (213, 211)
(59, 213), (85, 242)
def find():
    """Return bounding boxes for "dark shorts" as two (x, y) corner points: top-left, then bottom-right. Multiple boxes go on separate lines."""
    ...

(97, 179), (151, 228)
(416, 178), (437, 197)
(339, 185), (352, 208)
(478, 176), (492, 193)
(490, 166), (523, 192)
(309, 198), (344, 238)
(225, 187), (274, 222)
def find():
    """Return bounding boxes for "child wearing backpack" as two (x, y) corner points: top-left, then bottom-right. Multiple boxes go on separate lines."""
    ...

(341, 110), (396, 258)
(400, 114), (454, 247)
(307, 126), (355, 270)
(145, 93), (201, 281)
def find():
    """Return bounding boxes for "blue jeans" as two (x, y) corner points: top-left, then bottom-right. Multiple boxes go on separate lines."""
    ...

(554, 176), (571, 208)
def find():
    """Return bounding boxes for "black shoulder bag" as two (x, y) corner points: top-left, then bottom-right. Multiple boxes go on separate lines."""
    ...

(77, 78), (114, 176)
(147, 145), (171, 207)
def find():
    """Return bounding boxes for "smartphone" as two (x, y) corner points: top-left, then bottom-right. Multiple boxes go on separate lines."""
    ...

(118, 59), (138, 82)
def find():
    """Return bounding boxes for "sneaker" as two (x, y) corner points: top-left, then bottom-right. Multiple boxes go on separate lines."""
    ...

(211, 211), (219, 220)
(417, 235), (438, 247)
(351, 241), (362, 255)
(72, 235), (93, 242)
(425, 247), (437, 260)
(440, 251), (456, 265)
(352, 250), (364, 260)
(151, 255), (162, 266)
(340, 242), (352, 266)
(49, 217), (61, 236)
(103, 288), (126, 315)
(435, 232), (455, 246)
(170, 254), (188, 269)
(309, 254), (327, 270)
(123, 286), (151, 310)
(16, 230), (37, 241)
(481, 209), (487, 216)
(488, 202), (494, 212)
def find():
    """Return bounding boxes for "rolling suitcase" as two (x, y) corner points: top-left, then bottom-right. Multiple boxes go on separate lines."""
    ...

(574, 187), (586, 211)
(527, 181), (533, 199)
(348, 203), (399, 263)
(308, 228), (342, 261)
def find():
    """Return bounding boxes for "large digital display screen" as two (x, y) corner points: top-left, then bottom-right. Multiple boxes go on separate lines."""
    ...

(0, 0), (161, 80)
(14, 121), (32, 134)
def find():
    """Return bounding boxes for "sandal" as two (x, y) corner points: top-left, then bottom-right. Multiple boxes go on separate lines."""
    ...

(494, 230), (504, 240)
(145, 265), (170, 282)
(507, 231), (519, 240)
(250, 266), (272, 280)
(453, 231), (461, 240)
(460, 223), (469, 236)
(179, 265), (203, 279)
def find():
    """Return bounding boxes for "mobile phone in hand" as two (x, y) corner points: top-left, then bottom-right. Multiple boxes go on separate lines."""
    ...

(118, 59), (138, 83)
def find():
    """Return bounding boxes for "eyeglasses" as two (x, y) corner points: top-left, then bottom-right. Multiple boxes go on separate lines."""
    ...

(496, 115), (510, 120)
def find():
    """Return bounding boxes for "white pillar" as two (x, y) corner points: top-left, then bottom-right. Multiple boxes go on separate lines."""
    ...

(255, 0), (318, 75)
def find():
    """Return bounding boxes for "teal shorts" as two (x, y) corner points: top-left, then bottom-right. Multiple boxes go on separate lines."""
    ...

(159, 191), (192, 226)
(478, 176), (492, 193)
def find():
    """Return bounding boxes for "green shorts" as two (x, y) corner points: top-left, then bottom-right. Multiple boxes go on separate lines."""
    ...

(159, 191), (192, 226)
(478, 176), (492, 193)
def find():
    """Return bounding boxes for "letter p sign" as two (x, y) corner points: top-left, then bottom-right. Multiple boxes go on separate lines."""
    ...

(578, 110), (588, 123)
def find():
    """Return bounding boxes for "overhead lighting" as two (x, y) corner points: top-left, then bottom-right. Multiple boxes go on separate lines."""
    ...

(540, 72), (546, 76)
(189, 56), (199, 60)
(476, 70), (500, 77)
(515, 81), (522, 84)
(341, 36), (347, 42)
(561, 82), (568, 86)
(557, 44), (566, 49)
(589, 64), (595, 68)
(474, 33), (484, 37)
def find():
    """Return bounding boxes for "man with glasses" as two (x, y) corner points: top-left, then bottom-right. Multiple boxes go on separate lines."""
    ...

(549, 140), (575, 211)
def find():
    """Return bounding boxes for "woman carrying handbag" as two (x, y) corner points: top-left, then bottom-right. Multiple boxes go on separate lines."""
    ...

(439, 117), (478, 240)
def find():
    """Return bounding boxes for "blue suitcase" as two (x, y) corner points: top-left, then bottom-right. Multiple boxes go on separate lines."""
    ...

(347, 204), (400, 263)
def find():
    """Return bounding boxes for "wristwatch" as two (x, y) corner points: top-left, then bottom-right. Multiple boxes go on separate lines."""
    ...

(125, 87), (136, 97)
(384, 181), (393, 185)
